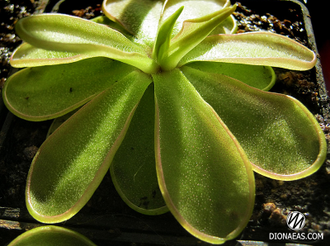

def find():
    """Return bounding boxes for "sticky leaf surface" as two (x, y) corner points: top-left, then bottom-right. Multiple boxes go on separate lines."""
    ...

(3, 58), (135, 121)
(182, 66), (326, 180)
(26, 71), (152, 223)
(179, 32), (316, 70)
(153, 69), (255, 243)
(111, 84), (167, 215)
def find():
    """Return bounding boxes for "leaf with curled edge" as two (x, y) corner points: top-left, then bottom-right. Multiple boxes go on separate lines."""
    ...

(182, 66), (327, 180)
(10, 42), (86, 68)
(26, 70), (152, 223)
(15, 14), (158, 73)
(3, 58), (135, 121)
(185, 61), (276, 91)
(45, 85), (168, 215)
(10, 15), (131, 68)
(179, 32), (316, 71)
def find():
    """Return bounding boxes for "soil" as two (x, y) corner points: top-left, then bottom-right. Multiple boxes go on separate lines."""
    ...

(0, 0), (330, 245)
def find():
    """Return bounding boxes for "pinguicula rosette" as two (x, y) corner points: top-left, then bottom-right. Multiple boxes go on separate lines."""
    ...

(2, 0), (326, 244)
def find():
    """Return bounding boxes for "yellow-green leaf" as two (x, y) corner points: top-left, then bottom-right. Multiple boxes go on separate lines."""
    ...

(182, 66), (326, 180)
(15, 14), (158, 73)
(26, 70), (152, 223)
(153, 69), (255, 244)
(3, 58), (135, 121)
(111, 84), (168, 215)
(179, 32), (317, 71)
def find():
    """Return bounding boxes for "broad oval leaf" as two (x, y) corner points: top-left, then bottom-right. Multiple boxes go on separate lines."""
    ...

(111, 84), (168, 215)
(8, 226), (96, 246)
(10, 15), (134, 68)
(45, 87), (167, 215)
(3, 58), (135, 121)
(15, 14), (158, 73)
(182, 66), (327, 180)
(26, 70), (152, 223)
(179, 32), (317, 71)
(153, 69), (255, 244)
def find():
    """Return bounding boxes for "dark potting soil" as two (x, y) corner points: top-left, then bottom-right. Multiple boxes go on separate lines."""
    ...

(0, 0), (330, 245)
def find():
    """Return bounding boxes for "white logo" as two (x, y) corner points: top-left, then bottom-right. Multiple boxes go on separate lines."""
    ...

(286, 211), (306, 231)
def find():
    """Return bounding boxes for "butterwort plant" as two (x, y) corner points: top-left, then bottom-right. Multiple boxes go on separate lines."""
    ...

(2, 0), (327, 244)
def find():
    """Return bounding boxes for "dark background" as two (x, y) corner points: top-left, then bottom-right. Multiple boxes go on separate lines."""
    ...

(305, 0), (330, 93)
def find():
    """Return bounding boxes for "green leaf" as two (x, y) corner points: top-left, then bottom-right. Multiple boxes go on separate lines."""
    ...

(44, 86), (167, 215)
(10, 15), (135, 68)
(3, 58), (135, 121)
(179, 32), (317, 70)
(160, 5), (237, 70)
(153, 69), (255, 244)
(15, 14), (158, 73)
(26, 70), (152, 223)
(111, 84), (168, 215)
(10, 42), (87, 68)
(45, 85), (167, 214)
(182, 66), (327, 180)
(102, 0), (164, 47)
(152, 6), (183, 64)
(8, 226), (96, 246)
(185, 62), (275, 90)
